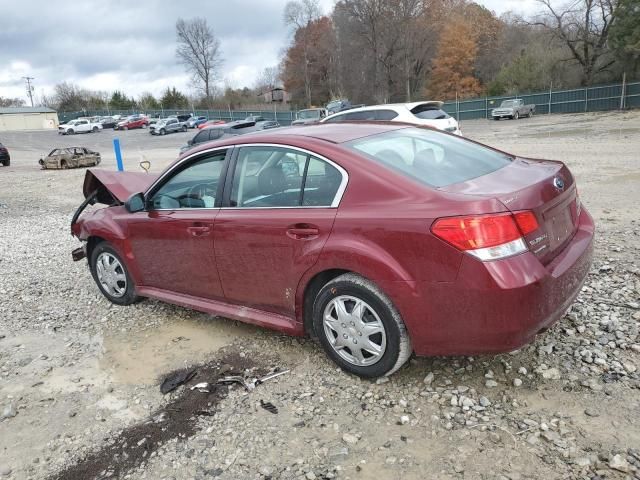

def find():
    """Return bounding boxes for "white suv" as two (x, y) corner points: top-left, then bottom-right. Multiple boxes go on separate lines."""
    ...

(321, 101), (461, 135)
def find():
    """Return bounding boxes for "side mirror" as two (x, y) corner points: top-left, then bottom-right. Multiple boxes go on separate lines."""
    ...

(187, 139), (193, 145)
(125, 192), (145, 213)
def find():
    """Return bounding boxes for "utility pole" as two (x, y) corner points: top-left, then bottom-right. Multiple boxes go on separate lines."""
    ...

(22, 77), (35, 107)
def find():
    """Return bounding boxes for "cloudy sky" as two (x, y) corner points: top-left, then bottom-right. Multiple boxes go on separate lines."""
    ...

(0, 0), (541, 104)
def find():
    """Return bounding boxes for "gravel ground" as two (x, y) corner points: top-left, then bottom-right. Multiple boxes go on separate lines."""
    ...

(1, 110), (639, 480)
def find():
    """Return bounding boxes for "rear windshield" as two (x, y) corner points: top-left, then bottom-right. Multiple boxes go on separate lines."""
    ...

(345, 127), (512, 188)
(411, 105), (450, 120)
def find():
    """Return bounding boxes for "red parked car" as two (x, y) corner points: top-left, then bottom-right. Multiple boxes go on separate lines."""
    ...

(198, 119), (226, 129)
(114, 115), (148, 130)
(70, 123), (594, 378)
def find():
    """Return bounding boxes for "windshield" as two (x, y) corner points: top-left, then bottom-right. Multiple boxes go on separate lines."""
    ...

(345, 127), (512, 188)
(298, 110), (320, 120)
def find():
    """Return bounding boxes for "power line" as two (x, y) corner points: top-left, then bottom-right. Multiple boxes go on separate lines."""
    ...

(22, 76), (35, 107)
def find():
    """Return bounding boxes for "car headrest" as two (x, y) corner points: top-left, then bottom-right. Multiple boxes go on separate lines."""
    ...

(258, 166), (286, 196)
(413, 149), (436, 170)
(375, 149), (404, 165)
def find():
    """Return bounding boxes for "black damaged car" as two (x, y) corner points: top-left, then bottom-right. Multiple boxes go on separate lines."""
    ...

(0, 142), (10, 167)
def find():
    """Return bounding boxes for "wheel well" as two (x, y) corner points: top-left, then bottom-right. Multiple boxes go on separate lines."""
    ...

(86, 236), (106, 262)
(302, 269), (350, 337)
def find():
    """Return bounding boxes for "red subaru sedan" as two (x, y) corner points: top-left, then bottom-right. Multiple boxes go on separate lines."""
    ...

(71, 123), (594, 378)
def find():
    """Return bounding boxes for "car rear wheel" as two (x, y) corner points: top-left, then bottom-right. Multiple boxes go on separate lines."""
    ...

(2, 159), (9, 167)
(313, 273), (412, 378)
(142, 124), (147, 129)
(89, 242), (139, 306)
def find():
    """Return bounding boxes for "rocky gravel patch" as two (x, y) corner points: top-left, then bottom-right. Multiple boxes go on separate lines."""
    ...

(1, 111), (639, 479)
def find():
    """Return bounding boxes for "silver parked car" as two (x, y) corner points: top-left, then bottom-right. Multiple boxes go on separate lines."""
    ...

(149, 118), (188, 135)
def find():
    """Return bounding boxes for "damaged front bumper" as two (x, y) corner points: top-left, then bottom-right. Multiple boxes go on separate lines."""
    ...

(70, 189), (98, 261)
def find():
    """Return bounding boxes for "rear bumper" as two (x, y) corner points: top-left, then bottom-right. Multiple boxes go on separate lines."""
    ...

(384, 207), (595, 356)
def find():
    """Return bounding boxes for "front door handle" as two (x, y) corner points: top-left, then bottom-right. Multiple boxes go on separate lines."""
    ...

(286, 224), (319, 240)
(187, 225), (211, 237)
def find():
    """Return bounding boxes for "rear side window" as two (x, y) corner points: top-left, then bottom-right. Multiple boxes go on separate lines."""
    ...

(346, 127), (512, 188)
(411, 105), (450, 120)
(374, 110), (398, 120)
(229, 146), (343, 208)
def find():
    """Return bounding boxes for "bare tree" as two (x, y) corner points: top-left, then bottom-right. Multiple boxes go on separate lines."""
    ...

(254, 66), (281, 92)
(0, 97), (25, 108)
(529, 0), (618, 85)
(284, 0), (322, 106)
(176, 18), (223, 103)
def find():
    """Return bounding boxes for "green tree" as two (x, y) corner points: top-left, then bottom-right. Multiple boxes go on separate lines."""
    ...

(138, 92), (160, 110)
(110, 90), (135, 110)
(160, 87), (189, 109)
(610, 0), (640, 76)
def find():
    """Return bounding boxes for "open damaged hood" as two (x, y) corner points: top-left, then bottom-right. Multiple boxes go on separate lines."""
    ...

(83, 169), (159, 203)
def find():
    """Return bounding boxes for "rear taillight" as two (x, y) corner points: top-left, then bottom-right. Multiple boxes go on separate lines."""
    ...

(431, 211), (539, 261)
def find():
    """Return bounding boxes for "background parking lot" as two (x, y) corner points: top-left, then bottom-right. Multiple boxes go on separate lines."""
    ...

(1, 111), (639, 479)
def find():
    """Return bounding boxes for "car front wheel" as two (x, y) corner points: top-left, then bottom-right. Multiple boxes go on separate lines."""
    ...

(313, 273), (412, 378)
(89, 242), (139, 305)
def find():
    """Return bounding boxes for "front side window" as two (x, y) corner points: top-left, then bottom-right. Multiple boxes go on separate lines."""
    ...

(230, 146), (343, 208)
(324, 113), (348, 123)
(150, 150), (226, 209)
(346, 127), (512, 188)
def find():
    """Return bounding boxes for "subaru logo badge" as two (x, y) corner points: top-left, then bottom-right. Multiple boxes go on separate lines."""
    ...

(553, 177), (565, 190)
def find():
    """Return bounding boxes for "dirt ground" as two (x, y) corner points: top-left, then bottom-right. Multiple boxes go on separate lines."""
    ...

(0, 110), (639, 480)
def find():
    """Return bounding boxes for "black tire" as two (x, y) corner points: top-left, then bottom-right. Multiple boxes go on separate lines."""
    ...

(92, 126), (98, 132)
(514, 111), (520, 120)
(493, 117), (499, 121)
(68, 129), (75, 135)
(60, 160), (68, 169)
(312, 273), (412, 378)
(181, 125), (187, 132)
(89, 241), (140, 306)
(160, 129), (166, 136)
(2, 159), (9, 167)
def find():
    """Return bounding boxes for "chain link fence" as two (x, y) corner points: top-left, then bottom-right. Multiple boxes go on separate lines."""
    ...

(57, 80), (639, 125)
(442, 80), (640, 121)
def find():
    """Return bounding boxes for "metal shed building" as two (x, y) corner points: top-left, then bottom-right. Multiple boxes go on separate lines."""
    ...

(0, 107), (59, 131)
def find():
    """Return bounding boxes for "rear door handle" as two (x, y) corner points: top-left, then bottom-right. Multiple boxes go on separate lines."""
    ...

(286, 224), (319, 240)
(187, 225), (211, 237)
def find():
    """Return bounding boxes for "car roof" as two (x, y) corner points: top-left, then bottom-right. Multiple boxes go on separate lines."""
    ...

(183, 122), (410, 158)
(323, 101), (444, 120)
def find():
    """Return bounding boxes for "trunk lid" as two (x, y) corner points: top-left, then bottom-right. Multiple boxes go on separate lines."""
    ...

(83, 169), (158, 204)
(440, 157), (579, 263)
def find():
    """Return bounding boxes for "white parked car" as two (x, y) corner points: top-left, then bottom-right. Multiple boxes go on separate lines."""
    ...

(321, 101), (461, 135)
(58, 119), (103, 135)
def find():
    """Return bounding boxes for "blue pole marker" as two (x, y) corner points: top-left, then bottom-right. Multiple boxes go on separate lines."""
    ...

(113, 138), (124, 171)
